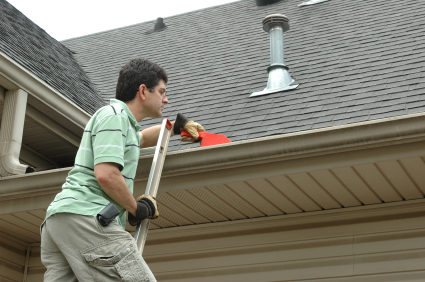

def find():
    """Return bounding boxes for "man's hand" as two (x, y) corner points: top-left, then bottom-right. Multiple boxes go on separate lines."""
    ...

(128, 195), (159, 226)
(174, 113), (205, 142)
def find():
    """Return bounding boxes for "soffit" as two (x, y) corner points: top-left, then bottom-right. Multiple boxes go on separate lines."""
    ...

(0, 105), (79, 170)
(131, 155), (425, 232)
(21, 116), (77, 168)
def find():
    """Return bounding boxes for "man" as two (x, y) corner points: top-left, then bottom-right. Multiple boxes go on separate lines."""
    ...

(40, 58), (204, 281)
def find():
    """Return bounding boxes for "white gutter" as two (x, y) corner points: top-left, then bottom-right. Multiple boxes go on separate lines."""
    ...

(0, 89), (31, 176)
(1, 111), (425, 199)
(0, 50), (91, 131)
(136, 111), (425, 177)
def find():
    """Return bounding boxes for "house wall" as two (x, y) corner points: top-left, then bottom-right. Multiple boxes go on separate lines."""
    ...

(0, 235), (26, 282)
(20, 200), (425, 282)
(144, 201), (425, 282)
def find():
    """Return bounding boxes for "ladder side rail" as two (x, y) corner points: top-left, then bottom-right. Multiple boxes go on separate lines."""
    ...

(134, 118), (173, 254)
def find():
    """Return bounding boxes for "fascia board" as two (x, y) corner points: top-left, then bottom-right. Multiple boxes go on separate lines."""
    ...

(0, 167), (68, 200)
(0, 51), (90, 130)
(2, 111), (425, 205)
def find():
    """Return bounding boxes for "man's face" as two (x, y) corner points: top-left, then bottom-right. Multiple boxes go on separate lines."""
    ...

(144, 79), (168, 118)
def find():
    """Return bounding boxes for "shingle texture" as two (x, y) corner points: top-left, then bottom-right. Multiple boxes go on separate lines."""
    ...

(0, 0), (105, 114)
(63, 0), (425, 150)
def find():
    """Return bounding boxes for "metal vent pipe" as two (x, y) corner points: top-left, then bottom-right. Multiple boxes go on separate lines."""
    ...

(250, 14), (298, 97)
(153, 17), (166, 31)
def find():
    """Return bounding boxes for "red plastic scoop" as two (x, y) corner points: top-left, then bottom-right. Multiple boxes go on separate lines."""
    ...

(181, 131), (231, 147)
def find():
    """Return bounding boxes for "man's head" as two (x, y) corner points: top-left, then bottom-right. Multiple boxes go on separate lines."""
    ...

(116, 58), (168, 120)
(116, 58), (168, 102)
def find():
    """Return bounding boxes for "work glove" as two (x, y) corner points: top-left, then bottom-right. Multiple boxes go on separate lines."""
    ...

(174, 113), (205, 142)
(128, 195), (159, 226)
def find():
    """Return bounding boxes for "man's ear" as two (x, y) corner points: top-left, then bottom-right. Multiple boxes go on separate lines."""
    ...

(138, 84), (147, 101)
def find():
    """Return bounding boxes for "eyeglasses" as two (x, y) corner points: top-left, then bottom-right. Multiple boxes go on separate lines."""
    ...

(148, 86), (167, 99)
(159, 90), (167, 99)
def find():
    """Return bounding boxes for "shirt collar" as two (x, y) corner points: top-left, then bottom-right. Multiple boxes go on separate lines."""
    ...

(110, 99), (141, 131)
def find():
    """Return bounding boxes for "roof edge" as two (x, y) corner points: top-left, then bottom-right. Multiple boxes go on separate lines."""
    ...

(0, 50), (91, 130)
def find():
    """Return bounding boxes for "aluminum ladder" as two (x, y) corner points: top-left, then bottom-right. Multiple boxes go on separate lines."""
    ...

(133, 118), (173, 254)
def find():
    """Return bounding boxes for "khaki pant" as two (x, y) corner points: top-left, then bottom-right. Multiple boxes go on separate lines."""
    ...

(41, 213), (156, 282)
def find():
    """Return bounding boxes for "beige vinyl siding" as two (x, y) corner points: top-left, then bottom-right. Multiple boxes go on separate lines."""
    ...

(0, 235), (26, 282)
(144, 203), (425, 282)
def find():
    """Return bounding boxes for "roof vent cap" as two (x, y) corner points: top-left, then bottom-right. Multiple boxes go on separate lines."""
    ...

(250, 14), (298, 98)
(153, 17), (167, 31)
(256, 0), (282, 6)
(262, 14), (289, 32)
(299, 0), (330, 7)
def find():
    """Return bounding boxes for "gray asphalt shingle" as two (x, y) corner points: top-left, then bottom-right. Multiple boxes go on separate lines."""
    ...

(59, 0), (425, 151)
(0, 0), (105, 114)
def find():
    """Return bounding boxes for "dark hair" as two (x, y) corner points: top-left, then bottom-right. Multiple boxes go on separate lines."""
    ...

(115, 58), (168, 102)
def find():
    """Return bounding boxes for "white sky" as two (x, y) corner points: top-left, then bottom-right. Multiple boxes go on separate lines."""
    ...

(7, 0), (239, 41)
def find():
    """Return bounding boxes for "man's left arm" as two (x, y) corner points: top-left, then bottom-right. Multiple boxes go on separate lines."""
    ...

(139, 122), (175, 148)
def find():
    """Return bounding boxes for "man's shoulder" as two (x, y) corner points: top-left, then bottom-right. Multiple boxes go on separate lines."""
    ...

(94, 105), (129, 122)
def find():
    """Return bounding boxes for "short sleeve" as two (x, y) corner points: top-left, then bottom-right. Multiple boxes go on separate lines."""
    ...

(92, 114), (126, 171)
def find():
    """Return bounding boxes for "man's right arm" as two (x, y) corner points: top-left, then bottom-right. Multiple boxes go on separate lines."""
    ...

(94, 162), (137, 216)
(94, 162), (158, 225)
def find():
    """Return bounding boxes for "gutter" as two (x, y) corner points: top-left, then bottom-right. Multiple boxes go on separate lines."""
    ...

(0, 50), (91, 132)
(2, 112), (425, 199)
(136, 111), (425, 177)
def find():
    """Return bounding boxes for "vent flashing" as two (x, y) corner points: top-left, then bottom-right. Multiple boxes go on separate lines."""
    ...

(250, 14), (298, 98)
(298, 0), (330, 7)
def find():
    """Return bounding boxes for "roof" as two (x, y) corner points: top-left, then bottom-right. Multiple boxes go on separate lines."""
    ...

(0, 0), (105, 115)
(62, 0), (425, 151)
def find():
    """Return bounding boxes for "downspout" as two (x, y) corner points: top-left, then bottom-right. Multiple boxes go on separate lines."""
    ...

(0, 89), (32, 176)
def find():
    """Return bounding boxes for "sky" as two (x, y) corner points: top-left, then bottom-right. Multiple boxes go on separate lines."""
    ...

(7, 0), (239, 41)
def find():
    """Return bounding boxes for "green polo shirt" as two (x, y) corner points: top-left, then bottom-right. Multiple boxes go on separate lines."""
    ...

(45, 99), (142, 229)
